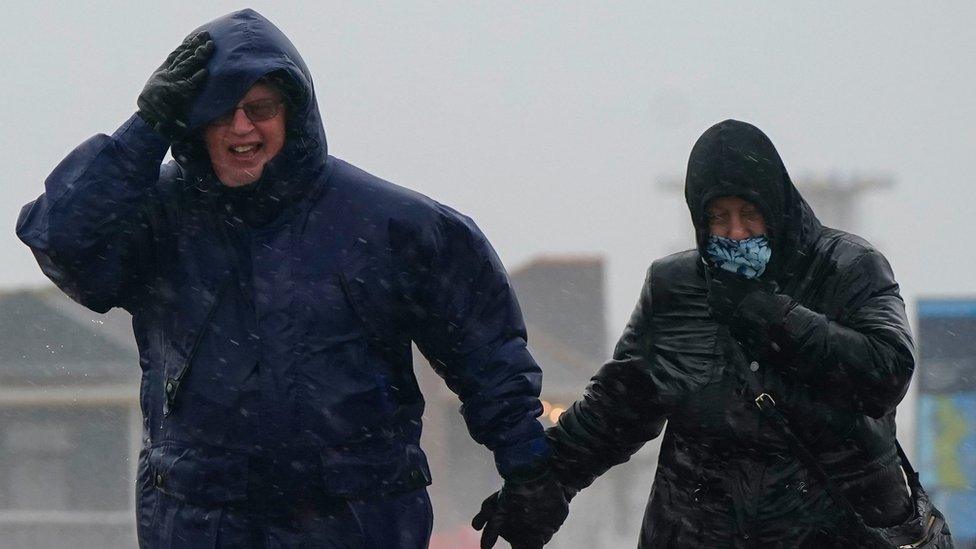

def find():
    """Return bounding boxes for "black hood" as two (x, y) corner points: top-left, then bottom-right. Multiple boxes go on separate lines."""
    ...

(684, 119), (822, 282)
(170, 9), (328, 224)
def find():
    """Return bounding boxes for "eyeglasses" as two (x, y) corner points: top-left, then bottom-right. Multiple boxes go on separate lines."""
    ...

(211, 98), (284, 126)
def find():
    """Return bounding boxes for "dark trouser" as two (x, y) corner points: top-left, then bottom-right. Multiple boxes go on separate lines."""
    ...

(137, 487), (433, 549)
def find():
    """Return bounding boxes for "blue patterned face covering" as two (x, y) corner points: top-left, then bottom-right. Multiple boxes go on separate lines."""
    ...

(705, 235), (772, 279)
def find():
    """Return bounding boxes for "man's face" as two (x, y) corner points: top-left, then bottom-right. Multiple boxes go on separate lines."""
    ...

(706, 195), (767, 239)
(203, 82), (286, 187)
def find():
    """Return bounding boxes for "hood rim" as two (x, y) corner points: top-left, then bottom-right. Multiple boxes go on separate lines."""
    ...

(684, 119), (822, 284)
(166, 8), (329, 227)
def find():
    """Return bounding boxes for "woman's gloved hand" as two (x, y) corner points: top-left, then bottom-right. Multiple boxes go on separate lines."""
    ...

(472, 467), (575, 549)
(137, 31), (214, 140)
(706, 267), (794, 347)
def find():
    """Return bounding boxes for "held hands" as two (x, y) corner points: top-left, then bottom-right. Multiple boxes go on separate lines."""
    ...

(137, 31), (214, 140)
(472, 468), (574, 549)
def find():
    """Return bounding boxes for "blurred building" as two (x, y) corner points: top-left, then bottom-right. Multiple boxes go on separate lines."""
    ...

(0, 288), (140, 549)
(916, 298), (976, 548)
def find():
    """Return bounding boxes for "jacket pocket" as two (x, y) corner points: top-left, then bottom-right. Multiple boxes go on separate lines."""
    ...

(136, 447), (161, 545)
(338, 257), (399, 345)
(320, 439), (432, 498)
(159, 281), (261, 448)
(146, 443), (249, 506)
(296, 334), (398, 446)
(161, 278), (229, 417)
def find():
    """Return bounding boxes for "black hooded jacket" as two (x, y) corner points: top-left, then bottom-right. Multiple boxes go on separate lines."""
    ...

(547, 120), (915, 546)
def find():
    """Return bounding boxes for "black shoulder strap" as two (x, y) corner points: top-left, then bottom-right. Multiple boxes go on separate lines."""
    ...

(735, 358), (867, 522)
(895, 440), (916, 478)
(736, 355), (949, 548)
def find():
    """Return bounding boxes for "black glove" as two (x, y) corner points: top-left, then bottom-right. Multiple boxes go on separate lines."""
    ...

(706, 267), (793, 347)
(472, 468), (574, 549)
(137, 31), (214, 140)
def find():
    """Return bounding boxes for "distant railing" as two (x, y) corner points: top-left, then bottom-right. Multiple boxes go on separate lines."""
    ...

(0, 510), (132, 525)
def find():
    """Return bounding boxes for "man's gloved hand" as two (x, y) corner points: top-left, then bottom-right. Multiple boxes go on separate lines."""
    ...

(137, 31), (214, 140)
(706, 266), (793, 346)
(472, 468), (574, 549)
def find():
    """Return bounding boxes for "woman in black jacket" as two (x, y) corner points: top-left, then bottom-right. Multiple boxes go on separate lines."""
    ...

(529, 120), (918, 546)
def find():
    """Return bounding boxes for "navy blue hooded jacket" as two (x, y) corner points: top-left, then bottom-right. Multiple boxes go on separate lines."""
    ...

(17, 9), (547, 503)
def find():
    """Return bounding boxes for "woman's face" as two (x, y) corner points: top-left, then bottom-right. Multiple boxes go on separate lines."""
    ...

(706, 195), (767, 239)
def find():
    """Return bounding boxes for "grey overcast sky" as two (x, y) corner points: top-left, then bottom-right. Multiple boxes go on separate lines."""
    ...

(4, 1), (974, 338)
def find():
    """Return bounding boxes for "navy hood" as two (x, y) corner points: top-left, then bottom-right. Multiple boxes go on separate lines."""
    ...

(171, 9), (328, 217)
(684, 119), (822, 282)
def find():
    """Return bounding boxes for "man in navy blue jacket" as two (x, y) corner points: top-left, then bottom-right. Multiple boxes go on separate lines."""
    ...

(17, 10), (568, 548)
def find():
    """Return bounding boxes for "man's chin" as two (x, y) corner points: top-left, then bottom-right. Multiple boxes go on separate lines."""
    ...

(216, 167), (263, 187)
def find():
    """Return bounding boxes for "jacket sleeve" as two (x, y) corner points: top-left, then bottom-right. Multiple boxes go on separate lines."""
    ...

(739, 249), (915, 417)
(405, 208), (548, 479)
(16, 114), (169, 313)
(546, 267), (668, 491)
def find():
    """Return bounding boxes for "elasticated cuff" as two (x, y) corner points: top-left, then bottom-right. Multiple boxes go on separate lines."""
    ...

(112, 113), (171, 162)
(494, 436), (551, 481)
